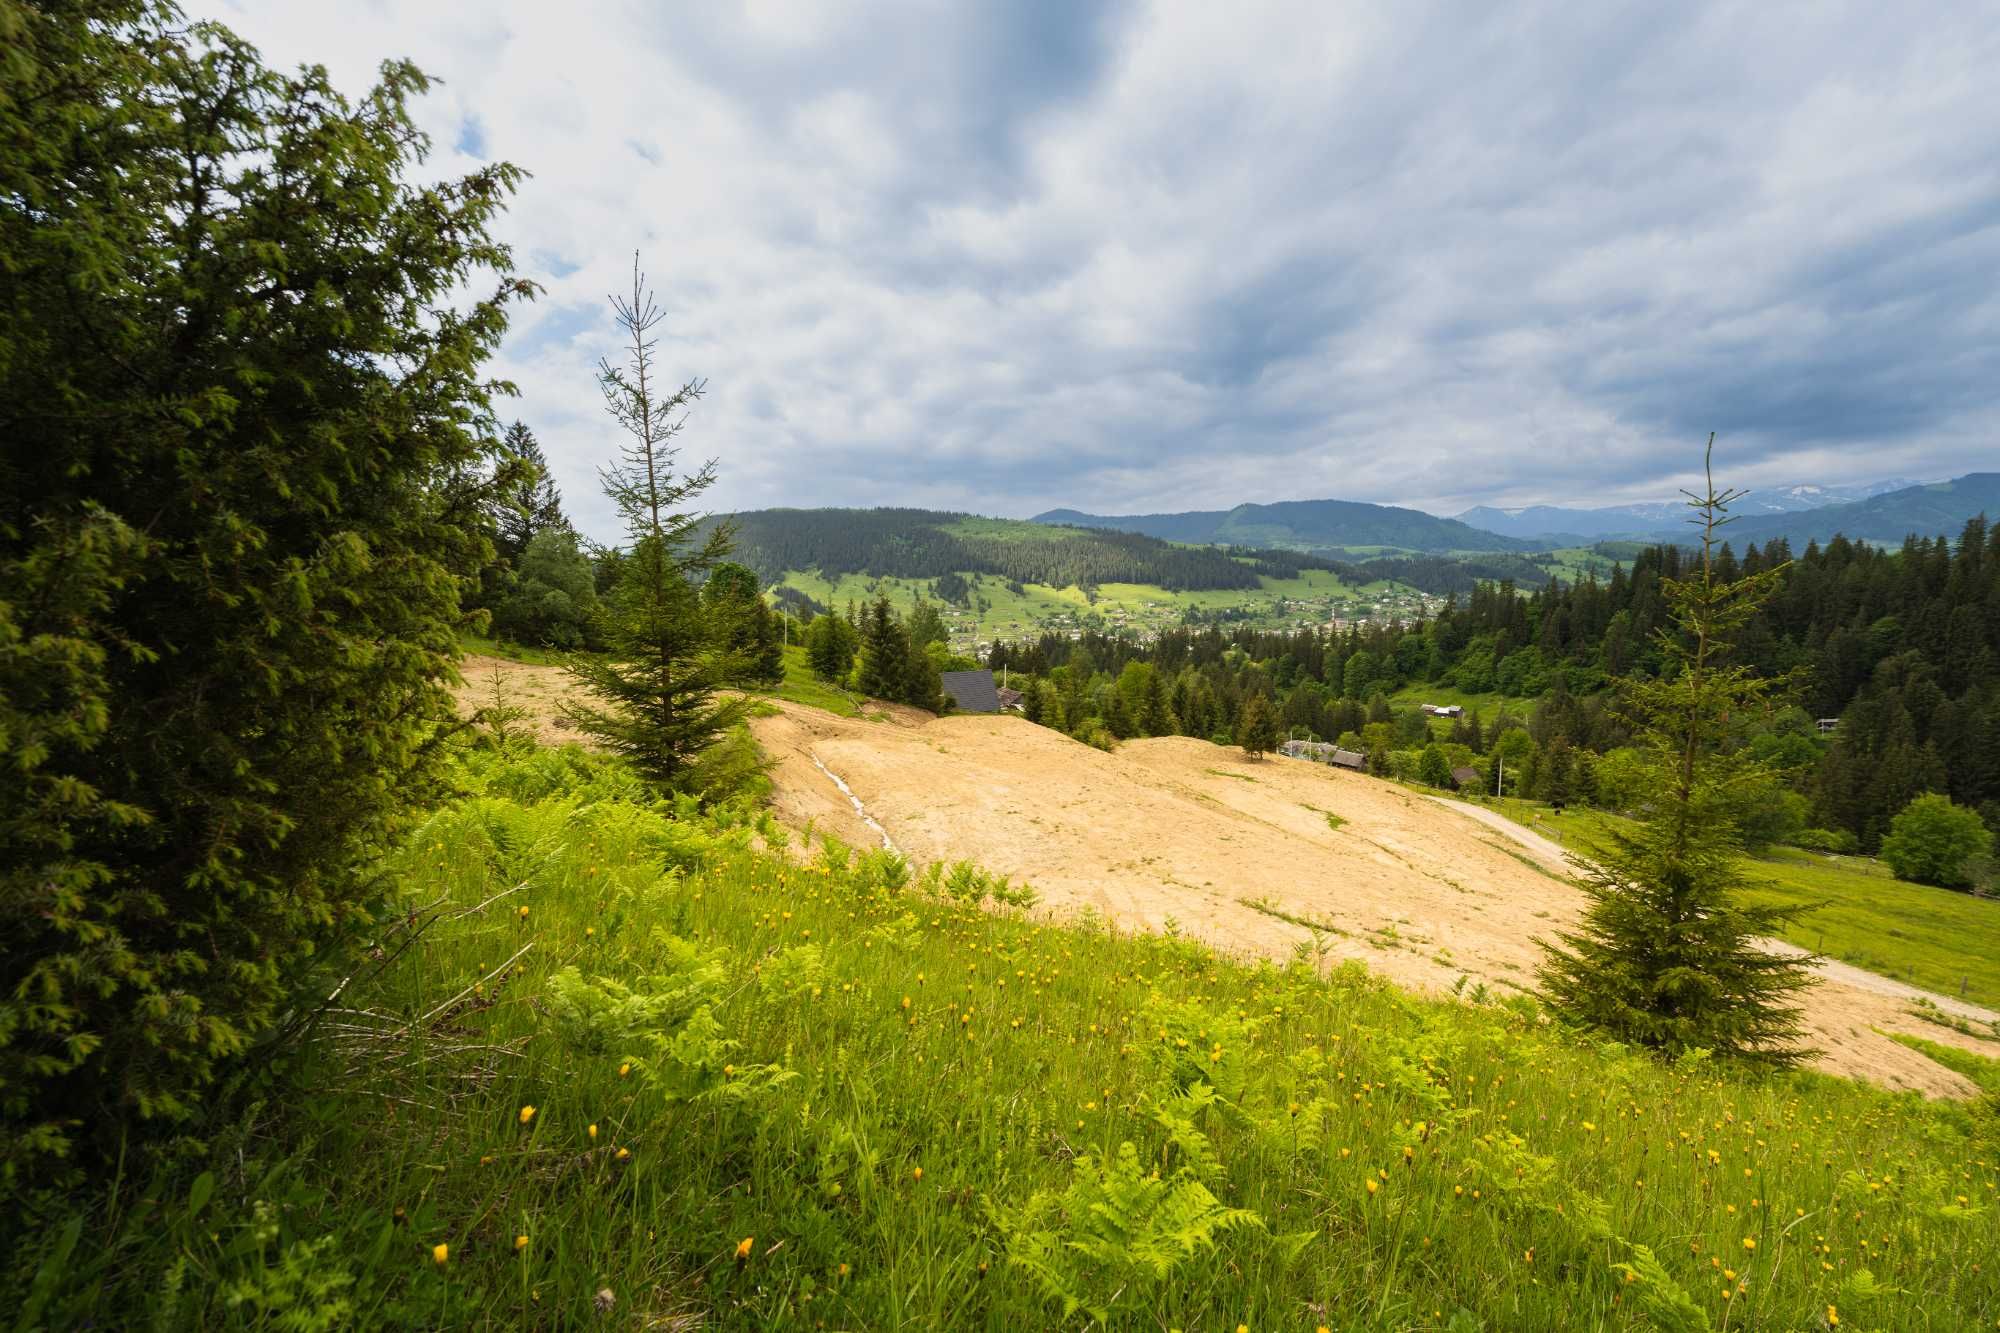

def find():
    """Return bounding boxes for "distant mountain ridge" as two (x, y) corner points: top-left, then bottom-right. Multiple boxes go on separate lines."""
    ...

(1031, 498), (1537, 554)
(1715, 474), (2000, 550)
(1454, 478), (1922, 543)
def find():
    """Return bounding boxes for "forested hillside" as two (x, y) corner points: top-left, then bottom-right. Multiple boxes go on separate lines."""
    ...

(991, 517), (2000, 857)
(709, 506), (1587, 609)
(709, 508), (1265, 591)
(1032, 497), (1538, 553)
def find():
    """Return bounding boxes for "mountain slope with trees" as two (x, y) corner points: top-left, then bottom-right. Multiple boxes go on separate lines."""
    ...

(1714, 473), (2000, 550)
(710, 507), (1270, 591)
(1455, 477), (1923, 543)
(991, 515), (2000, 861)
(1033, 498), (1539, 554)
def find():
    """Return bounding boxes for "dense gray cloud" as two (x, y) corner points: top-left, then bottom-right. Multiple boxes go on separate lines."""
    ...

(195, 0), (2000, 540)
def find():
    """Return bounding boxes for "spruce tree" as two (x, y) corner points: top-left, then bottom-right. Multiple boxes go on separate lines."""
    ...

(703, 561), (784, 685)
(566, 258), (747, 796)
(857, 596), (908, 700)
(492, 420), (568, 562)
(805, 611), (857, 682)
(1536, 439), (1815, 1067)
(1238, 693), (1278, 758)
(1, 8), (529, 1174)
(1140, 668), (1170, 736)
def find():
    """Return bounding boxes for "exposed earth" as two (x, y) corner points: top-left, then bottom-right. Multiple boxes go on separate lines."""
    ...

(456, 654), (2000, 1098)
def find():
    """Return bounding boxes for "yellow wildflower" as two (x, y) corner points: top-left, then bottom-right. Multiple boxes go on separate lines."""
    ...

(432, 1243), (449, 1267)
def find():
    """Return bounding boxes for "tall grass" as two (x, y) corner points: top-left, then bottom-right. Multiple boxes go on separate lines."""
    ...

(12, 745), (1997, 1329)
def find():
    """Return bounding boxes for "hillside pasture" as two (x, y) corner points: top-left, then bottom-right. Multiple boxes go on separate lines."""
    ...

(24, 742), (1996, 1328)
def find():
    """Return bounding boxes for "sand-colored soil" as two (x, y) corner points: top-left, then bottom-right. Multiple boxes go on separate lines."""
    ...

(455, 655), (2000, 1097)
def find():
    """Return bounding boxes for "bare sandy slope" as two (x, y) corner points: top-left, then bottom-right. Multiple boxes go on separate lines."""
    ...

(454, 656), (1999, 1097)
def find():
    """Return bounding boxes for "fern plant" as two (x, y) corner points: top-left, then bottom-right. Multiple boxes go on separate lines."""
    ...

(989, 1141), (1265, 1325)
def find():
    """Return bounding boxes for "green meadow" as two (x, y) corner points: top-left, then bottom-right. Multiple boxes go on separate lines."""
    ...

(19, 743), (1998, 1329)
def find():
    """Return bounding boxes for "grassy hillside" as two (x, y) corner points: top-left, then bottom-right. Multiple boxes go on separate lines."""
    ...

(1480, 797), (2000, 1008)
(23, 743), (1998, 1328)
(778, 566), (1432, 650)
(771, 642), (863, 717)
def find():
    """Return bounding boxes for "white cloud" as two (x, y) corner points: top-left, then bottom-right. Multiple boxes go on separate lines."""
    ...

(196, 0), (2000, 538)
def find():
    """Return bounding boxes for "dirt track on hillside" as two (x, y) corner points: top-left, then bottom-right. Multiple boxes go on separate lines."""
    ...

(456, 655), (2000, 1098)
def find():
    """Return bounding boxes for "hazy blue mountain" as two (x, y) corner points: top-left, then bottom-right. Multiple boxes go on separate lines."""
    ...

(1455, 477), (1924, 543)
(1452, 505), (1656, 543)
(1708, 474), (2000, 549)
(1031, 498), (1538, 554)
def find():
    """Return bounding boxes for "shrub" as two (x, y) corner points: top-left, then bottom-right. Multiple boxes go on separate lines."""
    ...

(1794, 827), (1861, 855)
(1880, 793), (1995, 888)
(0, 7), (526, 1181)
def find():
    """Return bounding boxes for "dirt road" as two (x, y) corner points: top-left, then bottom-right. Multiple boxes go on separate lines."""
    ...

(1426, 795), (2000, 1026)
(455, 655), (1999, 1097)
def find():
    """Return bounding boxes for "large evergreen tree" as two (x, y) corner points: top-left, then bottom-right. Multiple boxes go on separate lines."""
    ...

(703, 561), (784, 685)
(1537, 442), (1816, 1067)
(566, 259), (746, 795)
(857, 596), (908, 700)
(1237, 694), (1277, 758)
(804, 609), (858, 683)
(0, 3), (530, 1177)
(491, 420), (568, 562)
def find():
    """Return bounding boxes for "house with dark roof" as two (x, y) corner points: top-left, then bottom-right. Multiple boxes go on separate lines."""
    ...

(939, 669), (1002, 713)
(1451, 766), (1484, 791)
(996, 686), (1024, 711)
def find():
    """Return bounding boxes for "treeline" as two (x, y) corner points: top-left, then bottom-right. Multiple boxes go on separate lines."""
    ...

(990, 518), (2000, 865)
(800, 596), (968, 709)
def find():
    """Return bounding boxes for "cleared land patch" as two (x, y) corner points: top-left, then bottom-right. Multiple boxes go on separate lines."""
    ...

(455, 655), (2000, 1097)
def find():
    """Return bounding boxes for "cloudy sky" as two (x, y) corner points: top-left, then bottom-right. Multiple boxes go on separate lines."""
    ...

(199, 0), (2000, 542)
